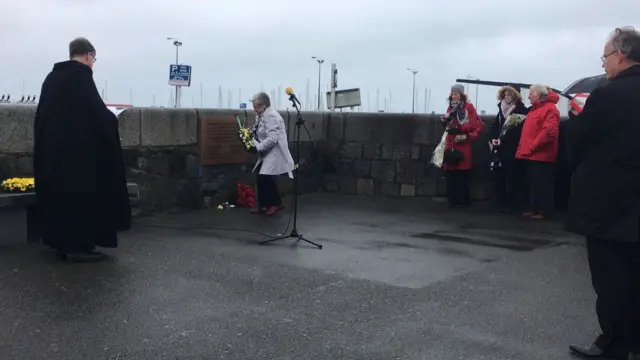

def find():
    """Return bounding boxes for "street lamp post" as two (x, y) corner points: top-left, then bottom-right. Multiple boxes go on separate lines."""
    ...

(167, 37), (183, 108)
(312, 56), (324, 110)
(407, 68), (418, 113)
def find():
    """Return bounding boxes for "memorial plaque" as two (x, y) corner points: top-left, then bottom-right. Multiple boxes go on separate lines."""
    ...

(199, 116), (249, 166)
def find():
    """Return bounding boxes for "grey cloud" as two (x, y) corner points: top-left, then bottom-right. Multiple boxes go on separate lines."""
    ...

(1, 0), (639, 112)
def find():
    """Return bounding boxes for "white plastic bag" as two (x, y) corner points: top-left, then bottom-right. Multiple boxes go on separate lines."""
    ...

(430, 132), (447, 168)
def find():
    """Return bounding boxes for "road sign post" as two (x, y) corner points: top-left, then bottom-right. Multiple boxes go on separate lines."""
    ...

(330, 63), (337, 112)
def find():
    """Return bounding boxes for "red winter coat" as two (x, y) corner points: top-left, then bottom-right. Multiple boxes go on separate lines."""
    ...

(443, 102), (484, 171)
(515, 91), (560, 163)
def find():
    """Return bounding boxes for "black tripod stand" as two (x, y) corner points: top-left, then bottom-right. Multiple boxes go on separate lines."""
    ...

(259, 94), (323, 249)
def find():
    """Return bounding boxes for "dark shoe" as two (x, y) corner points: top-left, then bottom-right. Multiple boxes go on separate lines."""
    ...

(250, 207), (266, 214)
(60, 251), (105, 263)
(530, 214), (546, 220)
(569, 343), (617, 359)
(522, 211), (534, 217)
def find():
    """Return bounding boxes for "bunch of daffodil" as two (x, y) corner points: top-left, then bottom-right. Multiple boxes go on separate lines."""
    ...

(1, 177), (35, 192)
(507, 114), (526, 126)
(239, 127), (253, 150)
(501, 114), (527, 136)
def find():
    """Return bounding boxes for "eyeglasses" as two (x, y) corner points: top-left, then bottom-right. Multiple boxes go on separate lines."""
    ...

(601, 50), (617, 62)
(88, 52), (97, 63)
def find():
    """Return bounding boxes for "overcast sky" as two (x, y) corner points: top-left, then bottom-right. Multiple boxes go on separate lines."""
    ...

(1, 0), (638, 113)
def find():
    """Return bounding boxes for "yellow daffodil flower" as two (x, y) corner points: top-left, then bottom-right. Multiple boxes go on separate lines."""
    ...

(1, 177), (35, 192)
(238, 127), (253, 149)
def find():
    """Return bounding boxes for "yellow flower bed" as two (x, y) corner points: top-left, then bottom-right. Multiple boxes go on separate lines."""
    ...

(1, 177), (35, 192)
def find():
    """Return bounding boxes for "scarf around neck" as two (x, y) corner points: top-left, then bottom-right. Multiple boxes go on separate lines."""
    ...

(449, 101), (468, 125)
(499, 100), (515, 124)
(252, 107), (268, 141)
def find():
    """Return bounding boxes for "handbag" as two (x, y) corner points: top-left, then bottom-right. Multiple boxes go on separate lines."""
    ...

(443, 148), (465, 164)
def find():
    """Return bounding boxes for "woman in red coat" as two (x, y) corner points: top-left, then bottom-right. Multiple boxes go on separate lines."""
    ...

(515, 85), (560, 220)
(440, 84), (484, 207)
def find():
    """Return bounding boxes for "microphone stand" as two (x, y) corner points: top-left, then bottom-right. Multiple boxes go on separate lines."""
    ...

(259, 94), (323, 249)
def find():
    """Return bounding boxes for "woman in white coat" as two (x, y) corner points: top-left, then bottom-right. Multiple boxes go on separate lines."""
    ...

(248, 92), (295, 216)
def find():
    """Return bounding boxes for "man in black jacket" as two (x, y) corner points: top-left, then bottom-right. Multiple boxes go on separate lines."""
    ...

(33, 38), (131, 263)
(566, 26), (640, 360)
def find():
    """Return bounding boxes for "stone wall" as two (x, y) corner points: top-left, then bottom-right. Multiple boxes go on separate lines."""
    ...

(0, 104), (505, 213)
(0, 105), (329, 213)
(320, 112), (497, 200)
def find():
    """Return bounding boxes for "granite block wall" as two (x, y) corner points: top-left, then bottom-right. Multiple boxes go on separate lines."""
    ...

(321, 112), (498, 200)
(0, 103), (519, 213)
(0, 105), (329, 213)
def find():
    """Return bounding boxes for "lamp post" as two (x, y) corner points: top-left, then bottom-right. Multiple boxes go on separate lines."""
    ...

(407, 68), (418, 113)
(167, 37), (183, 108)
(312, 56), (324, 110)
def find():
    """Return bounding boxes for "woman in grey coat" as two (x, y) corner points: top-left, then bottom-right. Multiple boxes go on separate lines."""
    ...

(248, 92), (295, 216)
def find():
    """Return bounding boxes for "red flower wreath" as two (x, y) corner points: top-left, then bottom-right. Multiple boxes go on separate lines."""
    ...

(236, 183), (256, 208)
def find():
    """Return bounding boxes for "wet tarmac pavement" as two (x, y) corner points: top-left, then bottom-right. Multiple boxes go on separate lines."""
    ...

(0, 194), (600, 359)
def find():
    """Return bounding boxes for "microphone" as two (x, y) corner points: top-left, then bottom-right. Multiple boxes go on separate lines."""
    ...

(285, 87), (301, 106)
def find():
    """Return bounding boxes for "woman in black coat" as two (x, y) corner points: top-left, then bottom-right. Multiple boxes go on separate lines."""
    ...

(489, 86), (529, 212)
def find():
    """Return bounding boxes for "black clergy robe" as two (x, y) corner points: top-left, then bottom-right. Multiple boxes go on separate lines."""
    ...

(33, 60), (131, 253)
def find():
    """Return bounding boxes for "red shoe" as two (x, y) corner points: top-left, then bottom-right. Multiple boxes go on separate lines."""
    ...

(264, 205), (284, 216)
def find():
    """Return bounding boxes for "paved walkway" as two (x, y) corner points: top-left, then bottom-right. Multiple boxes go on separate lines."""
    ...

(0, 194), (598, 359)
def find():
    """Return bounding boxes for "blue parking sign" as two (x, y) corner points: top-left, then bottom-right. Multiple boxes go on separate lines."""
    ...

(169, 65), (192, 87)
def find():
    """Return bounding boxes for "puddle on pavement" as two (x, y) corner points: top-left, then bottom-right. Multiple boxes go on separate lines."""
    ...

(350, 222), (384, 229)
(410, 231), (560, 251)
(433, 246), (495, 261)
(364, 239), (499, 263)
(373, 242), (422, 250)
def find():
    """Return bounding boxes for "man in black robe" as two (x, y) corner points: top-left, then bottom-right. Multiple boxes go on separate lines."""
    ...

(566, 27), (640, 360)
(33, 37), (131, 263)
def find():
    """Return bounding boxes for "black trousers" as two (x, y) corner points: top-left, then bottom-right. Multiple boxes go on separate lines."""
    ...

(586, 238), (640, 353)
(256, 165), (282, 208)
(493, 159), (527, 210)
(525, 160), (554, 215)
(446, 170), (470, 206)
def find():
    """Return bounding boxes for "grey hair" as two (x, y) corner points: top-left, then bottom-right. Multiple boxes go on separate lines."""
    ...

(530, 84), (549, 98)
(251, 92), (271, 107)
(609, 26), (640, 63)
(69, 37), (95, 59)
